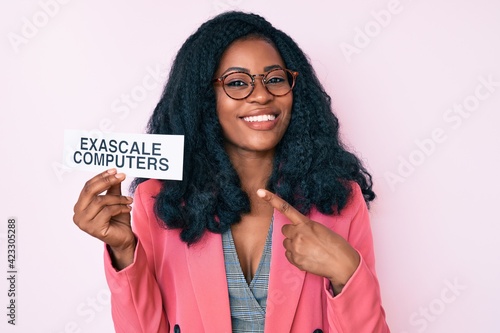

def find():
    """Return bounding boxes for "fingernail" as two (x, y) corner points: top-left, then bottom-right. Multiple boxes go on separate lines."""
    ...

(107, 168), (117, 174)
(256, 189), (266, 197)
(115, 173), (125, 179)
(126, 196), (133, 202)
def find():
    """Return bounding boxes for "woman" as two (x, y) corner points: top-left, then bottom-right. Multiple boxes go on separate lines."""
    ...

(73, 11), (390, 332)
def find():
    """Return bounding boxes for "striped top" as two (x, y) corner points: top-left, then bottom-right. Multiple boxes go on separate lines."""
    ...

(222, 219), (273, 333)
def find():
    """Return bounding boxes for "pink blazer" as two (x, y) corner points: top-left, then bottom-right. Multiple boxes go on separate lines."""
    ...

(104, 179), (390, 332)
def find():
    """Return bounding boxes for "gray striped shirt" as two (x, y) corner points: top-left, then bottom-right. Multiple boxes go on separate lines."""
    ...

(222, 219), (273, 333)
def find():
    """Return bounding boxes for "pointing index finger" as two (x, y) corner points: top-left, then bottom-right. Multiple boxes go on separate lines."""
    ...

(256, 189), (305, 225)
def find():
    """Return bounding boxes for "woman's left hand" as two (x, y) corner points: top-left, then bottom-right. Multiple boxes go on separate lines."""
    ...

(257, 189), (360, 295)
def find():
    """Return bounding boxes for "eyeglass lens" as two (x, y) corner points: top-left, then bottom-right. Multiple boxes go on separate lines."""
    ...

(223, 69), (294, 99)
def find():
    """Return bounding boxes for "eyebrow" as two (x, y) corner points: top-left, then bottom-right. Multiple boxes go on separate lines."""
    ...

(220, 64), (283, 76)
(221, 67), (248, 75)
(264, 64), (282, 72)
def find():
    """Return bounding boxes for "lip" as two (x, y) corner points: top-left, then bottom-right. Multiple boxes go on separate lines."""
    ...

(240, 108), (280, 118)
(239, 108), (280, 131)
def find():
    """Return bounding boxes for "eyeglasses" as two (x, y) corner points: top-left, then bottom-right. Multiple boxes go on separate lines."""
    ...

(213, 68), (299, 100)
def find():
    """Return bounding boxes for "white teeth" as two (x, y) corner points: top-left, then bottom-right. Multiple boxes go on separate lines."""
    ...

(243, 115), (276, 122)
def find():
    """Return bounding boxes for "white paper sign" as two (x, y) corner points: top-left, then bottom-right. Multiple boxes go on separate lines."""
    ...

(63, 130), (184, 180)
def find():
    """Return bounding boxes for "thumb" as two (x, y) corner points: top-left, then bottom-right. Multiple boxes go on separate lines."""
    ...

(256, 189), (305, 225)
(106, 173), (126, 196)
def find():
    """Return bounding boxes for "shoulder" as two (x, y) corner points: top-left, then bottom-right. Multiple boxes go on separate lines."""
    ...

(133, 179), (164, 213)
(338, 181), (369, 221)
(135, 179), (163, 199)
(309, 181), (370, 239)
(310, 181), (366, 221)
(131, 179), (165, 232)
(346, 181), (365, 208)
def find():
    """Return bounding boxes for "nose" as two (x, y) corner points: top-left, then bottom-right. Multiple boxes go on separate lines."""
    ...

(246, 75), (273, 103)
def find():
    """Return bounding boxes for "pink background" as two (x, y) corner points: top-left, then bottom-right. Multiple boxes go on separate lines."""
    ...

(1, 1), (499, 332)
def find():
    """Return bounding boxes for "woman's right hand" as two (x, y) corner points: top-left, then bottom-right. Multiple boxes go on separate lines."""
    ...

(73, 168), (136, 269)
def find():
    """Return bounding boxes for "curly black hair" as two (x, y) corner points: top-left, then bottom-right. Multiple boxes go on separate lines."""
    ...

(131, 11), (375, 244)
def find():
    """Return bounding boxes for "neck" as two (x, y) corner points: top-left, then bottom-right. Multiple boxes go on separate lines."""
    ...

(226, 146), (275, 214)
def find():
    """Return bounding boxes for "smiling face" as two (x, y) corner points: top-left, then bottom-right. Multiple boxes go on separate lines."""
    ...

(214, 38), (293, 158)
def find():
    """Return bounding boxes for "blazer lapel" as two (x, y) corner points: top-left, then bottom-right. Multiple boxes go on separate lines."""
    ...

(265, 209), (306, 332)
(186, 232), (232, 332)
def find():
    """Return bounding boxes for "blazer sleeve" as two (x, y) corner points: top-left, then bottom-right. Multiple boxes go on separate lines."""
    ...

(324, 183), (390, 333)
(103, 183), (169, 333)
